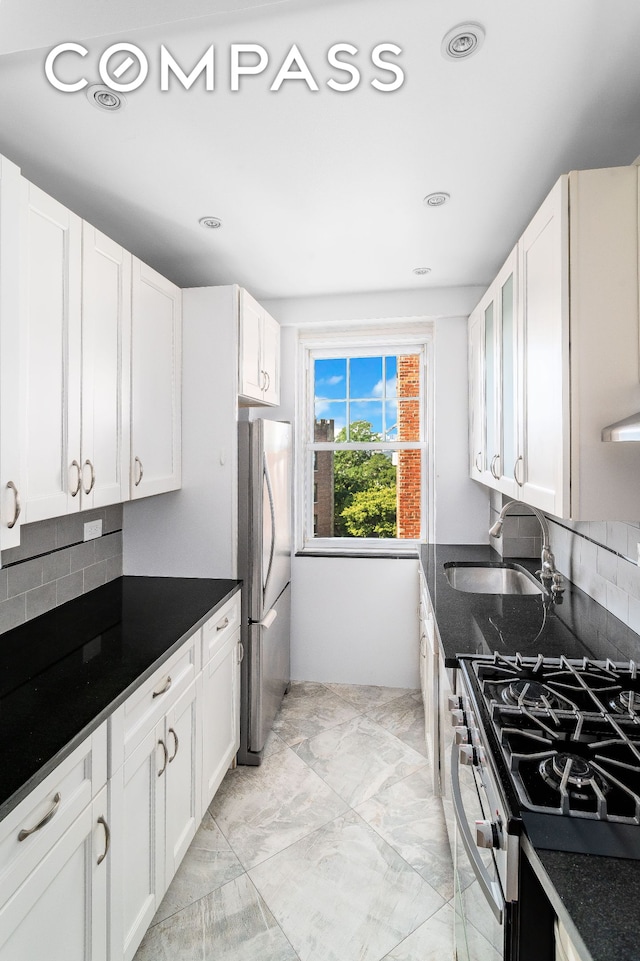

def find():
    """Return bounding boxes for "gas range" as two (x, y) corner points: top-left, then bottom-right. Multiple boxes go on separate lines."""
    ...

(459, 652), (640, 860)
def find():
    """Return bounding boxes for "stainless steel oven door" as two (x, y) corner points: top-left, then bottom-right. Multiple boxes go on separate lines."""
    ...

(451, 741), (505, 960)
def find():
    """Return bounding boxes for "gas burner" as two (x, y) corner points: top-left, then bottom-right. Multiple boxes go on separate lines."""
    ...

(501, 678), (561, 710)
(610, 690), (640, 716)
(538, 753), (611, 802)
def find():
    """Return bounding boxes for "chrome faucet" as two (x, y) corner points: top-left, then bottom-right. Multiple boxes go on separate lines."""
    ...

(489, 500), (564, 595)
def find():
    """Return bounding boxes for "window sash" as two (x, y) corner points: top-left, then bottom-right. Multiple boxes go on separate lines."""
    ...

(298, 324), (434, 553)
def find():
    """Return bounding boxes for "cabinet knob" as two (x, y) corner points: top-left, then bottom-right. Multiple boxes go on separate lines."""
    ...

(490, 454), (500, 480)
(83, 459), (96, 495)
(475, 452), (483, 472)
(18, 792), (61, 841)
(69, 460), (82, 496)
(476, 819), (500, 849)
(97, 815), (111, 865)
(514, 456), (524, 488)
(6, 480), (21, 529)
(157, 739), (169, 777)
(134, 456), (144, 487)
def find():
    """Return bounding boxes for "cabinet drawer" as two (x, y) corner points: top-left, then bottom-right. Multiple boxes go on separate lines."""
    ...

(119, 636), (198, 761)
(0, 722), (107, 906)
(202, 593), (241, 665)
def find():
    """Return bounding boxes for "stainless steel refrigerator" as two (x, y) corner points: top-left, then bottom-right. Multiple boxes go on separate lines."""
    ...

(237, 419), (292, 765)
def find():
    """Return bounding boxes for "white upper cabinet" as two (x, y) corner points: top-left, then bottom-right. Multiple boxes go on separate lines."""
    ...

(81, 224), (132, 510)
(238, 287), (280, 406)
(0, 157), (23, 549)
(19, 181), (83, 523)
(468, 247), (518, 496)
(470, 165), (640, 520)
(19, 182), (133, 524)
(130, 259), (182, 499)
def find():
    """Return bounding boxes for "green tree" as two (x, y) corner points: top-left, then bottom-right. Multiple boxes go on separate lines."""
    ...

(333, 420), (396, 536)
(341, 485), (397, 537)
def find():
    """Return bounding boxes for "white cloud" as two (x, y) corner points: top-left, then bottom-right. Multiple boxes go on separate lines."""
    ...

(372, 376), (397, 397)
(318, 374), (344, 386)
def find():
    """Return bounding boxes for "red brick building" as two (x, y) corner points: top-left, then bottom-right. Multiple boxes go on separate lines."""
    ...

(396, 355), (421, 539)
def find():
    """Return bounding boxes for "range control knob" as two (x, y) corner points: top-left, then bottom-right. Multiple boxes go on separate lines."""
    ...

(448, 695), (462, 711)
(459, 744), (476, 766)
(450, 708), (465, 727)
(454, 726), (469, 744)
(476, 819), (500, 849)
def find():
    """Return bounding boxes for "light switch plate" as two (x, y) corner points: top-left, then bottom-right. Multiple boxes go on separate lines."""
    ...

(84, 519), (103, 541)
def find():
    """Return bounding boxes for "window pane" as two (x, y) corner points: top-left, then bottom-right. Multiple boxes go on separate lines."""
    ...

(349, 402), (383, 439)
(314, 403), (346, 441)
(314, 358), (346, 399)
(312, 449), (422, 539)
(384, 399), (398, 440)
(395, 354), (421, 398)
(384, 357), (398, 398)
(349, 356), (382, 399)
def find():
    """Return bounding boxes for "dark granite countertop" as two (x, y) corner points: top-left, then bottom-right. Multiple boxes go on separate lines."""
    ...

(419, 543), (640, 667)
(419, 544), (640, 961)
(0, 575), (240, 822)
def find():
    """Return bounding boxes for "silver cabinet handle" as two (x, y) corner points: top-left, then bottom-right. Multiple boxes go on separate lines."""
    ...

(475, 452), (483, 473)
(152, 675), (172, 699)
(70, 460), (81, 496)
(264, 370), (270, 393)
(82, 459), (96, 495)
(134, 456), (144, 487)
(18, 792), (61, 841)
(238, 641), (245, 664)
(157, 739), (168, 777)
(6, 481), (20, 529)
(490, 454), (500, 480)
(97, 815), (110, 865)
(216, 617), (229, 632)
(168, 727), (179, 763)
(514, 455), (524, 488)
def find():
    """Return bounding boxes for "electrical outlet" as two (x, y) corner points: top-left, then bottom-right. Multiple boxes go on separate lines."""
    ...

(84, 519), (102, 541)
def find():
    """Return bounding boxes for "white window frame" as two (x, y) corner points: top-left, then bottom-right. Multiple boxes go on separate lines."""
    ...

(296, 321), (435, 555)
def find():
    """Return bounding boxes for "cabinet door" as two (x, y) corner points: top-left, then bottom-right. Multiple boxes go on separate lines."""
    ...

(517, 176), (569, 515)
(498, 253), (518, 496)
(19, 180), (82, 522)
(163, 680), (200, 886)
(110, 728), (164, 961)
(130, 258), (181, 499)
(0, 157), (23, 550)
(238, 287), (265, 402)
(262, 310), (281, 406)
(201, 628), (240, 811)
(0, 789), (109, 961)
(81, 224), (132, 509)
(468, 307), (485, 481)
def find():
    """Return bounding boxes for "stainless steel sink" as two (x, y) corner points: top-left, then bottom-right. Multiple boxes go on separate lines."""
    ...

(444, 561), (544, 595)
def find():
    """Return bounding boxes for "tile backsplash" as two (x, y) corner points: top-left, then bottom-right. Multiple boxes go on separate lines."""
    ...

(0, 505), (123, 635)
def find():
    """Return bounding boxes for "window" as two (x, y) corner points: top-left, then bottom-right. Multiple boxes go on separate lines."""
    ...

(298, 326), (432, 553)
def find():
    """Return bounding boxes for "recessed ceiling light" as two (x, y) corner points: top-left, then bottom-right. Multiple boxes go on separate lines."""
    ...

(413, 267), (431, 276)
(441, 23), (485, 60)
(199, 216), (223, 230)
(423, 192), (450, 208)
(86, 84), (126, 111)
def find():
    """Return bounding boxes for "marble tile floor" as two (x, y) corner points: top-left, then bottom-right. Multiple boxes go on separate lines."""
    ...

(134, 681), (499, 961)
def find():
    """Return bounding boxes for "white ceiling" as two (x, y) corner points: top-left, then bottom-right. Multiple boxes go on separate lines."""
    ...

(0, 0), (640, 300)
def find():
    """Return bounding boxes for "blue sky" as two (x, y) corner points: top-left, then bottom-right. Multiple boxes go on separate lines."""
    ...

(314, 356), (398, 438)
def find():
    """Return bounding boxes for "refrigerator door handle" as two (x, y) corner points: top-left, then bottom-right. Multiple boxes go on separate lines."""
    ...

(263, 452), (277, 601)
(258, 608), (278, 630)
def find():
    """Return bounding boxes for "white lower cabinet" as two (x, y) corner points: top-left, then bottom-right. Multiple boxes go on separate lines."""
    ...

(109, 677), (201, 961)
(0, 725), (109, 961)
(418, 569), (438, 795)
(201, 627), (241, 811)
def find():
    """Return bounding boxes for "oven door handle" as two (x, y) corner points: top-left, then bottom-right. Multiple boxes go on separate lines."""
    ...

(451, 741), (505, 924)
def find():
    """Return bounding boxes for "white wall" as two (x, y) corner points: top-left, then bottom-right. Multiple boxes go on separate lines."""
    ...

(290, 556), (420, 686)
